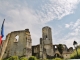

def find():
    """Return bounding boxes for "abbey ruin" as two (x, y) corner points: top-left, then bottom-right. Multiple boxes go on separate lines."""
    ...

(0, 26), (73, 59)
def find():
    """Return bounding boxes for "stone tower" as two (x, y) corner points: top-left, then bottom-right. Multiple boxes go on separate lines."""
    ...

(2, 29), (32, 59)
(42, 26), (54, 58)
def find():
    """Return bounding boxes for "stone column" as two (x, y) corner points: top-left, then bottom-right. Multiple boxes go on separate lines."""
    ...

(40, 38), (43, 59)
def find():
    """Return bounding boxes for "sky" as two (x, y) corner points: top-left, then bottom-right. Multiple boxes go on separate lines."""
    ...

(0, 0), (80, 48)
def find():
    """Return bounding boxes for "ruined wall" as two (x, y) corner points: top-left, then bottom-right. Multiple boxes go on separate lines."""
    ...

(63, 53), (71, 59)
(32, 45), (40, 58)
(0, 40), (6, 57)
(53, 44), (68, 53)
(0, 26), (73, 59)
(25, 29), (32, 58)
(0, 40), (5, 55)
(2, 29), (32, 59)
(0, 33), (11, 60)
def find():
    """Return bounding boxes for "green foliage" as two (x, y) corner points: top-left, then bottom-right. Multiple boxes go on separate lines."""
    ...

(28, 56), (37, 60)
(57, 44), (64, 55)
(53, 58), (62, 60)
(6, 56), (19, 60)
(70, 48), (80, 59)
(20, 57), (28, 60)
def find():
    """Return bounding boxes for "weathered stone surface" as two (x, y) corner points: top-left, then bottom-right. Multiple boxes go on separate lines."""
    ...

(42, 26), (54, 57)
(0, 33), (11, 60)
(1, 29), (32, 59)
(0, 26), (73, 60)
(32, 45), (40, 58)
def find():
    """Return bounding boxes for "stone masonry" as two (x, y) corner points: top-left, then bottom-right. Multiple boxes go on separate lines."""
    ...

(0, 26), (73, 60)
(0, 29), (32, 59)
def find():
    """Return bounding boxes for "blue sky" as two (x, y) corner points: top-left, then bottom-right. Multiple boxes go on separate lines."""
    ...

(0, 0), (80, 48)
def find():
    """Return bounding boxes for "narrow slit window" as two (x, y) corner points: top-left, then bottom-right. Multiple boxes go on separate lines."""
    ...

(46, 35), (47, 38)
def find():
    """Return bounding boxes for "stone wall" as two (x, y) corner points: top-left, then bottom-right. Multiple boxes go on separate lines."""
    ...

(32, 45), (40, 58)
(2, 29), (32, 59)
(0, 26), (73, 59)
(0, 33), (11, 60)
(63, 53), (71, 59)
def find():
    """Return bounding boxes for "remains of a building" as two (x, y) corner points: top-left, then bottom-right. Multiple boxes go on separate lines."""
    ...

(0, 26), (73, 60)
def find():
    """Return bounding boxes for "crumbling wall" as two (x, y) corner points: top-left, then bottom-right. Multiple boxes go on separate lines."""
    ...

(2, 29), (32, 59)
(0, 33), (10, 60)
(32, 45), (40, 59)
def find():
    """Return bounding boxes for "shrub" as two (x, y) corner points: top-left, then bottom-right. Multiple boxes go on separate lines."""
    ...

(20, 57), (28, 60)
(6, 56), (19, 60)
(53, 58), (62, 60)
(28, 56), (37, 60)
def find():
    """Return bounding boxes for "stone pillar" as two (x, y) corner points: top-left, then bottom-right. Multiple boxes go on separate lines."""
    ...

(40, 38), (43, 59)
(25, 29), (32, 58)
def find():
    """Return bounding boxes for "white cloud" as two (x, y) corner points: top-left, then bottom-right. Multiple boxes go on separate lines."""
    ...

(37, 0), (80, 22)
(73, 19), (80, 29)
(65, 24), (70, 28)
(71, 28), (79, 35)
(0, 0), (80, 45)
(55, 31), (80, 48)
(60, 19), (80, 48)
(65, 19), (80, 36)
(19, 0), (80, 23)
(62, 37), (79, 48)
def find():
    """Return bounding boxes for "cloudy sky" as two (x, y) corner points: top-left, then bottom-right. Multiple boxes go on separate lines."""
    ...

(0, 0), (80, 48)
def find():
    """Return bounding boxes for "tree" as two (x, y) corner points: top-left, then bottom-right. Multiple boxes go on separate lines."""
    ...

(73, 41), (78, 59)
(73, 41), (78, 48)
(57, 44), (64, 56)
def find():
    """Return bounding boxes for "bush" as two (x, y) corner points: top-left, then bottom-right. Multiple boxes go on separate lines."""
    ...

(20, 57), (28, 60)
(53, 58), (62, 60)
(28, 56), (37, 60)
(6, 56), (19, 60)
